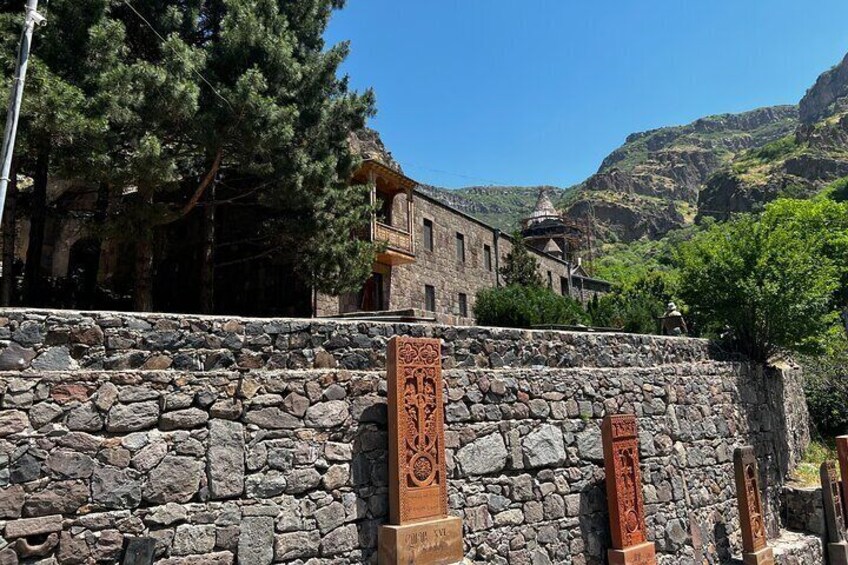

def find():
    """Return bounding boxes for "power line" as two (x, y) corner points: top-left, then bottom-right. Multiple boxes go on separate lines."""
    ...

(400, 160), (556, 189)
(121, 0), (234, 110)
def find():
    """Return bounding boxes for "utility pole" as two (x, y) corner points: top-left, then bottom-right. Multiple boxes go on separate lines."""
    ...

(0, 0), (46, 230)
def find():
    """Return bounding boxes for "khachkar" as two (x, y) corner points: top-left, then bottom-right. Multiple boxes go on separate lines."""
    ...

(378, 336), (463, 565)
(822, 460), (848, 565)
(733, 447), (775, 565)
(601, 414), (657, 565)
(836, 435), (848, 513)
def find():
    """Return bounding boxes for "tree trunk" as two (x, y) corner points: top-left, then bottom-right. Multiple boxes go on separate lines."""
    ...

(199, 184), (215, 314)
(1, 159), (18, 305)
(23, 144), (49, 304)
(133, 235), (154, 312)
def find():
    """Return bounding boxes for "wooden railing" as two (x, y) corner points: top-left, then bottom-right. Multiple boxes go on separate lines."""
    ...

(374, 221), (413, 254)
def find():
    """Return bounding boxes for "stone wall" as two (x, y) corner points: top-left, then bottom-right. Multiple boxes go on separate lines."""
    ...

(0, 309), (818, 564)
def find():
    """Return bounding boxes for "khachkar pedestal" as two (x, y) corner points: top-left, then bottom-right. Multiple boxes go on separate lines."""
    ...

(378, 337), (463, 565)
(601, 414), (657, 565)
(733, 447), (775, 565)
(822, 461), (848, 565)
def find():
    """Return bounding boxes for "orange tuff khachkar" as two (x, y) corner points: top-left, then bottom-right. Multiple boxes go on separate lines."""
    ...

(378, 336), (463, 565)
(733, 447), (775, 565)
(601, 414), (657, 565)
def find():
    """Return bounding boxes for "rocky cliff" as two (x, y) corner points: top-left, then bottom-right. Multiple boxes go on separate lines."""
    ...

(800, 52), (848, 125)
(561, 106), (799, 242)
(699, 56), (848, 220)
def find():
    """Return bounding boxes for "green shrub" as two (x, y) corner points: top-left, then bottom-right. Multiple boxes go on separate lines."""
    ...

(800, 346), (848, 437)
(474, 285), (588, 329)
(588, 272), (676, 334)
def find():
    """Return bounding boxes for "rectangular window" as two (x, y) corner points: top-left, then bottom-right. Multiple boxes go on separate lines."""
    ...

(547, 271), (553, 289)
(423, 218), (434, 252)
(425, 285), (436, 311)
(560, 276), (569, 296)
(458, 293), (468, 317)
(456, 233), (465, 263)
(484, 244), (492, 271)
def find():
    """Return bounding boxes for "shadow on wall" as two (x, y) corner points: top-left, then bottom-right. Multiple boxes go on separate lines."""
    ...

(351, 396), (390, 561)
(735, 364), (810, 540)
(578, 481), (611, 565)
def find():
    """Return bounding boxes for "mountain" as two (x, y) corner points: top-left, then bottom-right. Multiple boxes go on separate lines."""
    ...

(418, 184), (572, 232)
(560, 106), (799, 242)
(699, 55), (848, 220)
(360, 49), (848, 244)
(420, 105), (800, 239)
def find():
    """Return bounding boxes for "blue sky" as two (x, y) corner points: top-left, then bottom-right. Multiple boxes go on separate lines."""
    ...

(325, 1), (848, 189)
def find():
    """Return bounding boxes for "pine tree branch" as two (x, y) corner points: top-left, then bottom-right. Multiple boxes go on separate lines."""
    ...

(178, 147), (223, 218)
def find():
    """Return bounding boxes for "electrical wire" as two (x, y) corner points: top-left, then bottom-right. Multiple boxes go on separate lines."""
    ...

(121, 0), (234, 110)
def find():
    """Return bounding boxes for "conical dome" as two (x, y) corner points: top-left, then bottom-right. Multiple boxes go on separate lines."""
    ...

(528, 189), (558, 224)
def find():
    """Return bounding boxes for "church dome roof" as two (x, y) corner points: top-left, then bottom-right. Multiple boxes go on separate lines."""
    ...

(527, 189), (559, 224)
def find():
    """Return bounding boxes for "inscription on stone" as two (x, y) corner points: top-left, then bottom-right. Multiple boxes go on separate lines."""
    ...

(386, 336), (448, 525)
(602, 414), (656, 565)
(733, 447), (775, 565)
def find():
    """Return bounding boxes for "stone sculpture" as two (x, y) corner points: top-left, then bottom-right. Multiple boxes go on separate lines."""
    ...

(601, 414), (657, 565)
(733, 447), (774, 565)
(836, 435), (848, 514)
(822, 461), (848, 565)
(378, 336), (463, 565)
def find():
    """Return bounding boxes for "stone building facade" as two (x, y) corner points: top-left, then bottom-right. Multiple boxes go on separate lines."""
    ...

(317, 160), (610, 324)
(0, 308), (822, 565)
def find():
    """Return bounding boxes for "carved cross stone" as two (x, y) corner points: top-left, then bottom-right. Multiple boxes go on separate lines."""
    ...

(733, 447), (775, 565)
(379, 336), (462, 565)
(601, 414), (656, 565)
(386, 336), (447, 525)
(836, 436), (848, 516)
(822, 460), (848, 565)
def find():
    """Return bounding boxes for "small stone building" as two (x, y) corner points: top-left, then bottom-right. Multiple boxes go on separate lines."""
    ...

(316, 160), (610, 324)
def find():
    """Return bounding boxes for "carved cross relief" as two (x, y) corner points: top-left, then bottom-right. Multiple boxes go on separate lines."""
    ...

(387, 337), (448, 525)
(603, 414), (648, 549)
(734, 447), (768, 554)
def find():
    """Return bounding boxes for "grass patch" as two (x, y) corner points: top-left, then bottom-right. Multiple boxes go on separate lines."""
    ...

(791, 438), (838, 486)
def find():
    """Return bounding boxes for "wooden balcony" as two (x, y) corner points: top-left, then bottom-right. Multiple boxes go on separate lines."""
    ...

(374, 221), (415, 265)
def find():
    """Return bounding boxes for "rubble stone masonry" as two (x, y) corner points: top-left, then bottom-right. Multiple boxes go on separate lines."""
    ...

(0, 309), (820, 564)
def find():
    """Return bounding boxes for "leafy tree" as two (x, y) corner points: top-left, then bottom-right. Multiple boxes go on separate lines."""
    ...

(675, 199), (846, 362)
(588, 272), (675, 334)
(500, 233), (543, 287)
(474, 285), (587, 329)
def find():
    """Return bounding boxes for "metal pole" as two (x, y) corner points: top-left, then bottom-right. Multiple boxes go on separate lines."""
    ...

(0, 0), (45, 229)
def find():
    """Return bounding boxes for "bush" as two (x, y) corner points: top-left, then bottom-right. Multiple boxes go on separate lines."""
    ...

(800, 346), (848, 437)
(474, 285), (588, 329)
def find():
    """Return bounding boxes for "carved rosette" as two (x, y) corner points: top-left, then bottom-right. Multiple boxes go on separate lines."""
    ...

(387, 337), (448, 525)
(602, 414), (648, 550)
(734, 447), (769, 554)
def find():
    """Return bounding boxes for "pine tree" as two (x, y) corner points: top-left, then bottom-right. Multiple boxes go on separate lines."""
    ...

(0, 0), (108, 303)
(95, 0), (377, 310)
(500, 233), (544, 287)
